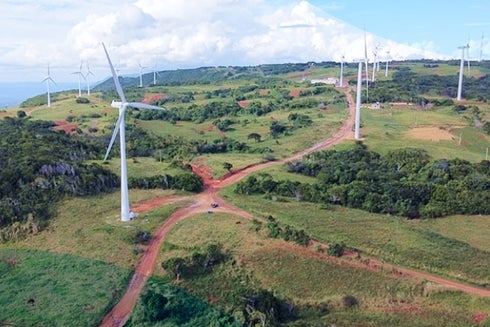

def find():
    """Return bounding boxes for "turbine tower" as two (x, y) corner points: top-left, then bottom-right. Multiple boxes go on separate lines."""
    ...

(339, 55), (344, 87)
(354, 59), (363, 140)
(371, 48), (377, 82)
(72, 61), (85, 97)
(457, 42), (470, 101)
(479, 33), (485, 62)
(364, 32), (369, 101)
(138, 63), (146, 87)
(42, 65), (56, 107)
(385, 50), (390, 77)
(153, 63), (160, 85)
(102, 43), (165, 221)
(85, 62), (95, 96)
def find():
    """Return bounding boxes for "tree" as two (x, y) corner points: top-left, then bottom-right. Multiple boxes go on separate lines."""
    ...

(247, 132), (262, 142)
(141, 289), (168, 322)
(223, 162), (233, 172)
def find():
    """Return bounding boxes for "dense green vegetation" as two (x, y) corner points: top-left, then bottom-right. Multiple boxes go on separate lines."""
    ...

(127, 279), (241, 326)
(235, 142), (490, 218)
(0, 117), (203, 241)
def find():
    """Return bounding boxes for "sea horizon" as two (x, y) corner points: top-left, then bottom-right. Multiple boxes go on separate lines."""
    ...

(0, 82), (79, 109)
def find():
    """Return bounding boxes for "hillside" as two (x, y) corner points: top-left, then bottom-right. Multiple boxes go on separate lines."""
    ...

(1, 60), (490, 326)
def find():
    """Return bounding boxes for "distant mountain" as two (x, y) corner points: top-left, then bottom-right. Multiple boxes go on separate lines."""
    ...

(93, 62), (339, 91)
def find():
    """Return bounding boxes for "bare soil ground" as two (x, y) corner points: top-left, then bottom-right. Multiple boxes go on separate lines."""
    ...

(406, 126), (455, 141)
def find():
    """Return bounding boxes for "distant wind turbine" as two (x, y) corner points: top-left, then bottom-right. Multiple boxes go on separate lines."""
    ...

(385, 50), (391, 77)
(354, 59), (363, 140)
(42, 65), (56, 107)
(102, 43), (166, 222)
(138, 63), (146, 87)
(480, 33), (485, 62)
(364, 32), (369, 101)
(339, 55), (344, 87)
(153, 63), (160, 85)
(72, 61), (85, 97)
(457, 42), (470, 101)
(85, 62), (95, 96)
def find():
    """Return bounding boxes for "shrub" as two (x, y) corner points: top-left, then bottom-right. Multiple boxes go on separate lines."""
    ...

(327, 243), (344, 257)
(76, 97), (90, 104)
(342, 295), (359, 308)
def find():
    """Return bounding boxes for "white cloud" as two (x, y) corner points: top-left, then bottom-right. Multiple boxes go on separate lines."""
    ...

(0, 0), (452, 82)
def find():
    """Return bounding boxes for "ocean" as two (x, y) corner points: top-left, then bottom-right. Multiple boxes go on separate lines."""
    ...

(0, 82), (78, 109)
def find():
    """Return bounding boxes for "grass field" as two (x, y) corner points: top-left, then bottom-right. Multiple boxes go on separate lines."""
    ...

(155, 212), (490, 326)
(219, 187), (490, 287)
(5, 189), (185, 268)
(0, 248), (131, 326)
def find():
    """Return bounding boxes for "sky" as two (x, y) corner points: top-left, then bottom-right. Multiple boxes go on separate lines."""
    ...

(1, 0), (490, 86)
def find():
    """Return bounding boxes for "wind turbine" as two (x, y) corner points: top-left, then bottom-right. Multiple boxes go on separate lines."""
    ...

(371, 48), (377, 82)
(72, 61), (85, 97)
(42, 65), (56, 107)
(385, 50), (390, 77)
(153, 63), (160, 85)
(354, 59), (363, 140)
(364, 32), (369, 101)
(138, 63), (146, 87)
(479, 33), (485, 62)
(339, 55), (344, 87)
(457, 42), (470, 101)
(85, 62), (95, 96)
(102, 43), (166, 222)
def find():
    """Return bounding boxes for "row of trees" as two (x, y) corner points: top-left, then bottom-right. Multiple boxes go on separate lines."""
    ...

(235, 142), (490, 218)
(366, 66), (490, 103)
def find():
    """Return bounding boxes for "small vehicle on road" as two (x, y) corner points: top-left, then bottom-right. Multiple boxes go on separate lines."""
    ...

(211, 202), (219, 208)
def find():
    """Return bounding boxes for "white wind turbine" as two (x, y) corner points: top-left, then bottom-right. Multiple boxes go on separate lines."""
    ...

(102, 43), (166, 221)
(371, 47), (377, 82)
(85, 62), (95, 96)
(42, 65), (56, 107)
(138, 63), (147, 87)
(364, 32), (369, 101)
(153, 63), (160, 85)
(354, 59), (363, 140)
(385, 50), (391, 77)
(339, 55), (345, 87)
(457, 42), (470, 101)
(72, 61), (85, 97)
(479, 33), (485, 62)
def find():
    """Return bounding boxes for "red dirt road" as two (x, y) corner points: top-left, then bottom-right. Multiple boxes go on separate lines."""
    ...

(100, 87), (489, 327)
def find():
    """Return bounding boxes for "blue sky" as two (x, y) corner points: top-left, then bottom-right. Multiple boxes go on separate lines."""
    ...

(0, 0), (489, 85)
(310, 0), (490, 57)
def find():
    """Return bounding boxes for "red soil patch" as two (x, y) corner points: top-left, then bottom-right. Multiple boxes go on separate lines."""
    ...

(289, 88), (308, 98)
(142, 93), (165, 104)
(238, 100), (250, 108)
(474, 313), (488, 324)
(259, 90), (270, 96)
(53, 121), (79, 134)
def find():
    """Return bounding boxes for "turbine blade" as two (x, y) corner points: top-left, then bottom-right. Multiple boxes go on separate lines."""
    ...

(104, 109), (125, 161)
(127, 102), (165, 110)
(102, 43), (127, 103)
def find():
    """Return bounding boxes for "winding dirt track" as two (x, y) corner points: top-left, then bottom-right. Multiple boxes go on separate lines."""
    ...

(100, 88), (489, 327)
